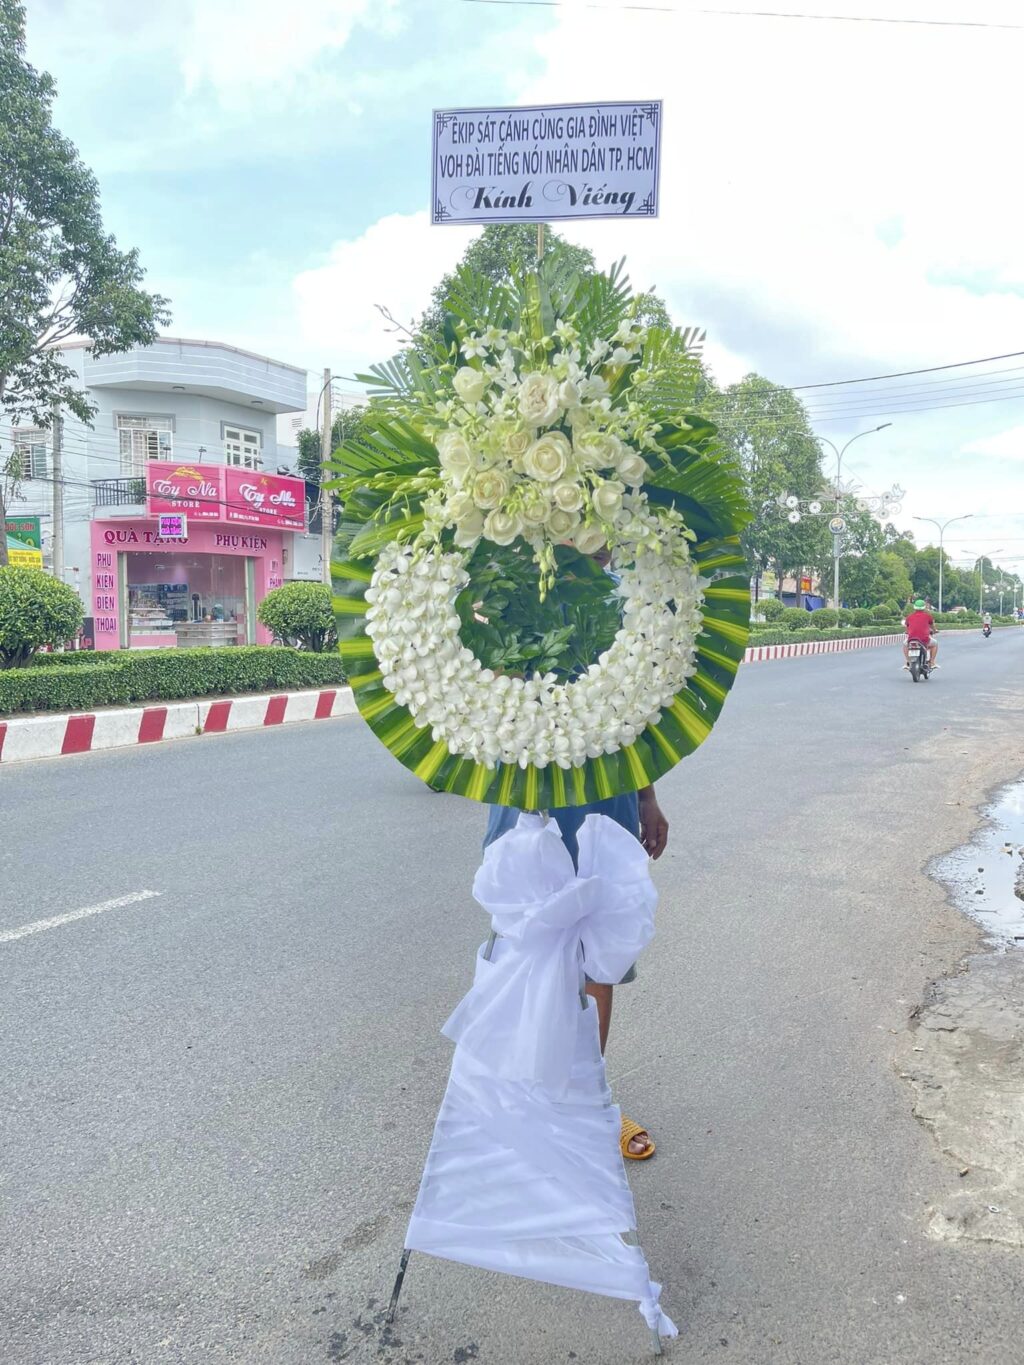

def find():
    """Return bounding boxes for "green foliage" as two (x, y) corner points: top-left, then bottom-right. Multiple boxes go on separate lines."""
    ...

(705, 375), (826, 582)
(849, 607), (874, 627)
(456, 543), (620, 680)
(780, 607), (812, 630)
(0, 645), (346, 715)
(748, 625), (904, 646)
(295, 405), (370, 485)
(873, 602), (898, 619)
(417, 226), (598, 351)
(256, 581), (337, 652)
(873, 550), (914, 608)
(757, 597), (785, 621)
(0, 565), (83, 666)
(0, 0), (169, 431)
(810, 607), (838, 627)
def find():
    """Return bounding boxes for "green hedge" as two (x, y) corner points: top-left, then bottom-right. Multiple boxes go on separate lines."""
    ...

(0, 646), (346, 716)
(26, 649), (122, 667)
(748, 620), (1018, 647)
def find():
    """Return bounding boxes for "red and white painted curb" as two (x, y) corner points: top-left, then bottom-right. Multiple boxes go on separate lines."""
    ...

(0, 687), (356, 765)
(743, 632), (903, 663)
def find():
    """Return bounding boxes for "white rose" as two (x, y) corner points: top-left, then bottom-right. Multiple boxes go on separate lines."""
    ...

(517, 372), (560, 426)
(558, 379), (579, 409)
(453, 366), (488, 404)
(522, 431), (571, 483)
(591, 480), (625, 522)
(504, 426), (532, 458)
(573, 525), (608, 555)
(547, 507), (582, 539)
(453, 507), (485, 546)
(446, 490), (480, 526)
(471, 468), (511, 509)
(575, 431), (620, 470)
(616, 451), (649, 486)
(483, 508), (524, 546)
(520, 488), (552, 527)
(552, 480), (583, 513)
(436, 430), (473, 481)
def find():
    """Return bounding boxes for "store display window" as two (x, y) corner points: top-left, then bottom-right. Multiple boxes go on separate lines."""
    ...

(125, 551), (251, 646)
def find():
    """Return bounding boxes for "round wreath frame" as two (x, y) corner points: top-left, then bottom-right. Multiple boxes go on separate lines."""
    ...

(330, 262), (752, 809)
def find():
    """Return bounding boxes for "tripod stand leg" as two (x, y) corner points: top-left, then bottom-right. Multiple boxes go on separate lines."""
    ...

(385, 1248), (411, 1325)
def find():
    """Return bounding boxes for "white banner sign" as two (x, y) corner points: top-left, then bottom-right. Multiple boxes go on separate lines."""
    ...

(431, 100), (661, 226)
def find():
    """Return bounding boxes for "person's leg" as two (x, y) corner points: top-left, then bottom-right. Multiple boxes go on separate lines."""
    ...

(586, 980), (613, 1053)
(585, 980), (652, 1156)
(902, 640), (910, 666)
(929, 637), (939, 665)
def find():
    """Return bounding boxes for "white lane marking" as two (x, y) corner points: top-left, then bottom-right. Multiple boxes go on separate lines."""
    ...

(0, 890), (162, 944)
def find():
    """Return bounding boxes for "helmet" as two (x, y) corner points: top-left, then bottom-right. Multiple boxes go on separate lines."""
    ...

(913, 598), (925, 609)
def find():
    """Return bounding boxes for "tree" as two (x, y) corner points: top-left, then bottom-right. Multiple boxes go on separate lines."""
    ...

(295, 405), (369, 485)
(0, 0), (170, 564)
(0, 564), (83, 666)
(706, 374), (826, 595)
(873, 550), (914, 607)
(256, 582), (337, 652)
(417, 226), (597, 348)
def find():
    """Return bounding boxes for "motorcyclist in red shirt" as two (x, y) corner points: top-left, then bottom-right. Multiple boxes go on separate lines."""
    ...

(903, 598), (938, 670)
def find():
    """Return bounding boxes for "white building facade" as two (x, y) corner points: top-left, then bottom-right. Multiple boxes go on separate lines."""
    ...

(9, 338), (324, 649)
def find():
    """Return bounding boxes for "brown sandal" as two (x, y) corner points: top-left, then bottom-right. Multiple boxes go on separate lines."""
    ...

(620, 1115), (655, 1161)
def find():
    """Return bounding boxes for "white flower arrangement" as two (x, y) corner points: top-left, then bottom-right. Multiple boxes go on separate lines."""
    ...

(331, 259), (752, 802)
(424, 317), (659, 589)
(364, 536), (705, 772)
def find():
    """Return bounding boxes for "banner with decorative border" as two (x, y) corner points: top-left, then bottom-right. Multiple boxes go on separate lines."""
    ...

(431, 101), (661, 225)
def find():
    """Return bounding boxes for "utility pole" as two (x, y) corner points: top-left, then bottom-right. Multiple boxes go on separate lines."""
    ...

(51, 401), (64, 584)
(816, 423), (892, 614)
(320, 367), (333, 586)
(912, 513), (973, 613)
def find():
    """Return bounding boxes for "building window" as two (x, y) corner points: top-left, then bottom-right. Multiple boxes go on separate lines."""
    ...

(224, 427), (263, 471)
(117, 415), (173, 475)
(14, 430), (48, 480)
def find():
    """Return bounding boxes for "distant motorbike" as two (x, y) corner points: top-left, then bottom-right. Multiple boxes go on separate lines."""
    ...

(907, 639), (931, 683)
(983, 623), (992, 638)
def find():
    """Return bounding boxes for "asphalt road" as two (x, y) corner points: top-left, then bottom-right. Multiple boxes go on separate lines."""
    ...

(3, 629), (1024, 1365)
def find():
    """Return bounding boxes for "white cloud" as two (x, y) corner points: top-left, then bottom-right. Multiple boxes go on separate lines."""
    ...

(964, 427), (1024, 461)
(181, 0), (401, 111)
(291, 212), (477, 381)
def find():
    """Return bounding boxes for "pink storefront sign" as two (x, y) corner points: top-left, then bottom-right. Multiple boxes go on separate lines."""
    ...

(90, 519), (285, 651)
(147, 463), (224, 521)
(223, 468), (306, 531)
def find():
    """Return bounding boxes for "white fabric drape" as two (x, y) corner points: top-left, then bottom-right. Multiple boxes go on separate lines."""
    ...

(404, 813), (678, 1340)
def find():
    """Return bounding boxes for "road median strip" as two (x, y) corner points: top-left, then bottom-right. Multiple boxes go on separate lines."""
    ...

(0, 687), (357, 765)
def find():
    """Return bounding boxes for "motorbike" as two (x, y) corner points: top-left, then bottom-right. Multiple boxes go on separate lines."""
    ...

(907, 639), (931, 683)
(983, 623), (992, 638)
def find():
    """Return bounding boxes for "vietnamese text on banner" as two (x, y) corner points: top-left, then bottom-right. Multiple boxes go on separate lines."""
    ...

(431, 101), (661, 226)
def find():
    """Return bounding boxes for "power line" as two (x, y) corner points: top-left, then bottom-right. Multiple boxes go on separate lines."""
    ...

(460, 0), (1024, 29)
(792, 349), (1024, 391)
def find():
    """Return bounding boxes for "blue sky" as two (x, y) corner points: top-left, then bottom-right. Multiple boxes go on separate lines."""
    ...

(22, 0), (1024, 569)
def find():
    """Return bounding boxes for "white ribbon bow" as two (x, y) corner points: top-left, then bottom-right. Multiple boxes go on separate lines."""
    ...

(442, 812), (658, 1093)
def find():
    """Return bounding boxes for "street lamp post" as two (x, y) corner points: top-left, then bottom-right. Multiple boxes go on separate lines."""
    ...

(912, 513), (973, 613)
(816, 424), (892, 614)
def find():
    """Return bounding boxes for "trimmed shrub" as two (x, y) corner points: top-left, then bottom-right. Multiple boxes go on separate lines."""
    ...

(780, 607), (812, 630)
(0, 646), (346, 715)
(257, 582), (337, 652)
(748, 625), (906, 646)
(870, 604), (893, 620)
(0, 567), (85, 668)
(28, 649), (122, 667)
(757, 597), (785, 622)
(849, 608), (874, 627)
(810, 607), (838, 628)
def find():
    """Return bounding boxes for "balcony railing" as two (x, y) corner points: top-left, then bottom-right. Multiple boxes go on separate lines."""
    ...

(93, 477), (145, 508)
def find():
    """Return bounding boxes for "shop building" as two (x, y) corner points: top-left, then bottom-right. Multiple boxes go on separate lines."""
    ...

(9, 338), (323, 647)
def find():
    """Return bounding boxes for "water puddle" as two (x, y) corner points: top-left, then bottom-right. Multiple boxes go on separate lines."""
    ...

(932, 780), (1024, 945)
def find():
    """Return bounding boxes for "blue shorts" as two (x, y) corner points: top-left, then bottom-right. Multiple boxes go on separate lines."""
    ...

(483, 793), (641, 984)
